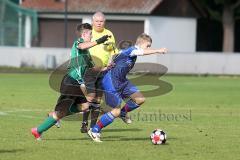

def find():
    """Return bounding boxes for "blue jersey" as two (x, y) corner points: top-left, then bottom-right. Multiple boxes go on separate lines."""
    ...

(102, 46), (142, 107)
(110, 46), (143, 82)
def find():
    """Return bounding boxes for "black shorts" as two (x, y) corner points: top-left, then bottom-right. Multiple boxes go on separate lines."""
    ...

(84, 69), (104, 97)
(54, 75), (87, 117)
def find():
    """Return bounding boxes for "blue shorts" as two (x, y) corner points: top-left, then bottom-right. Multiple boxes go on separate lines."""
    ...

(102, 72), (139, 108)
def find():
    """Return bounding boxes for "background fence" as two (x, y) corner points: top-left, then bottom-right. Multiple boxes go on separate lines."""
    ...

(1, 47), (240, 75)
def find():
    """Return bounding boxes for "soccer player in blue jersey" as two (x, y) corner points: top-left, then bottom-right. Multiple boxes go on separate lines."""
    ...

(88, 33), (168, 142)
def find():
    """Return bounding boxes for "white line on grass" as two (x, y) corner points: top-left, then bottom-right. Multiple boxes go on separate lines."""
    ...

(0, 111), (8, 115)
(0, 109), (48, 119)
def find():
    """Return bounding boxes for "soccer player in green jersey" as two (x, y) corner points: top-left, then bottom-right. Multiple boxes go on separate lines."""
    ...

(31, 23), (110, 140)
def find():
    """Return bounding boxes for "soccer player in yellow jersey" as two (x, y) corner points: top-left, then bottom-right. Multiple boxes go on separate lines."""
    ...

(81, 12), (119, 133)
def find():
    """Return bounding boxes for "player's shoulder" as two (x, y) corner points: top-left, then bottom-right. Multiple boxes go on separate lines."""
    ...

(126, 46), (138, 51)
(120, 46), (136, 54)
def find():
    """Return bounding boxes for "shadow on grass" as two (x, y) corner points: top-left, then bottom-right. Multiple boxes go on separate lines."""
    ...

(104, 136), (177, 142)
(45, 137), (89, 141)
(44, 136), (176, 143)
(102, 136), (148, 142)
(0, 149), (25, 154)
(46, 135), (126, 141)
(120, 137), (149, 141)
(103, 128), (142, 133)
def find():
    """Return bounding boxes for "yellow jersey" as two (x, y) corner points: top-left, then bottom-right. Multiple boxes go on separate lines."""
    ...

(89, 28), (118, 67)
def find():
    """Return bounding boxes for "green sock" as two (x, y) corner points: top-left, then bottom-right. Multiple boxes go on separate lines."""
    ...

(37, 116), (57, 134)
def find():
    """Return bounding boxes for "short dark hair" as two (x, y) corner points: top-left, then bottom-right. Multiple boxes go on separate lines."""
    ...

(76, 23), (92, 34)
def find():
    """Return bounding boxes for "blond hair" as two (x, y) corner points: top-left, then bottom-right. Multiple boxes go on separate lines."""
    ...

(135, 33), (152, 45)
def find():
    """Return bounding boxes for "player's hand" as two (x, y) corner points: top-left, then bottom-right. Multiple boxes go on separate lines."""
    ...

(101, 67), (108, 72)
(107, 62), (115, 70)
(96, 35), (111, 44)
(100, 62), (115, 72)
(103, 42), (115, 51)
(158, 48), (168, 54)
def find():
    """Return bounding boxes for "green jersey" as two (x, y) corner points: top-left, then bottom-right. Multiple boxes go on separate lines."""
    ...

(68, 38), (94, 83)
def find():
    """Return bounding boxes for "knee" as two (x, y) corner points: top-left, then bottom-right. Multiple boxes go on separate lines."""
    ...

(86, 93), (96, 102)
(55, 111), (64, 120)
(111, 108), (121, 117)
(81, 103), (89, 111)
(135, 97), (145, 105)
(86, 96), (95, 102)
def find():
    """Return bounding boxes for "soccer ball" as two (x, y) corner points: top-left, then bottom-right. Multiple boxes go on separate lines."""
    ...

(150, 129), (167, 145)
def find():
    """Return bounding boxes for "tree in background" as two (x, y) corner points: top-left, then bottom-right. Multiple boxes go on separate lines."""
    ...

(199, 0), (240, 53)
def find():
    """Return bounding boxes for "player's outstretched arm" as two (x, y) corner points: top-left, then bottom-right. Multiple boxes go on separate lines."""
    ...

(142, 48), (168, 55)
(78, 35), (110, 50)
(78, 41), (98, 50)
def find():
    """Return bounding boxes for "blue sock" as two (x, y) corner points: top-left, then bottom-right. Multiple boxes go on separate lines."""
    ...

(92, 112), (115, 133)
(120, 99), (140, 117)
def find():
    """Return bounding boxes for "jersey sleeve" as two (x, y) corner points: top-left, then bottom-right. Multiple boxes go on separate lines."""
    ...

(129, 48), (144, 57)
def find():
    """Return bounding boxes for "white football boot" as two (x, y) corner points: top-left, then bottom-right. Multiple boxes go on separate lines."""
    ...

(88, 128), (102, 143)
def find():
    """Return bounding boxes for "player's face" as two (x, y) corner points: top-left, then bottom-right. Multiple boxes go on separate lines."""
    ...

(82, 29), (92, 42)
(92, 16), (105, 32)
(141, 41), (152, 49)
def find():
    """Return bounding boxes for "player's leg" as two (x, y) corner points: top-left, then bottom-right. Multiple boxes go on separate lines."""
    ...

(88, 107), (120, 142)
(50, 76), (89, 129)
(120, 82), (145, 122)
(89, 100), (101, 128)
(31, 96), (74, 140)
(31, 75), (88, 140)
(81, 93), (96, 133)
(47, 111), (61, 128)
(88, 74), (121, 142)
(89, 77), (103, 129)
(91, 106), (120, 133)
(81, 69), (98, 132)
(32, 96), (89, 140)
(121, 91), (145, 114)
(80, 92), (95, 133)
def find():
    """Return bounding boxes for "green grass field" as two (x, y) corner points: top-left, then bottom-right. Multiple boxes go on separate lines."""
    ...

(0, 73), (240, 160)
